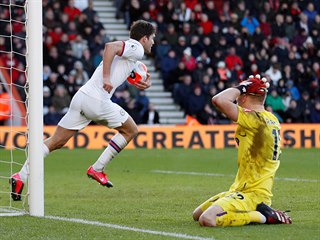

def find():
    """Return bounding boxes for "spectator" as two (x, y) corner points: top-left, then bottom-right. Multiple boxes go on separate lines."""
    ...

(265, 63), (282, 87)
(284, 15), (296, 41)
(299, 91), (313, 122)
(71, 35), (88, 59)
(286, 80), (300, 101)
(63, 0), (81, 21)
(51, 84), (71, 115)
(43, 86), (52, 116)
(310, 100), (320, 123)
(233, 1), (246, 20)
(176, 2), (192, 23)
(173, 74), (193, 110)
(82, 0), (97, 24)
(163, 23), (179, 46)
(186, 85), (207, 123)
(271, 14), (285, 37)
(259, 13), (271, 38)
(181, 47), (197, 72)
(173, 36), (188, 58)
(277, 79), (288, 97)
(125, 99), (141, 124)
(166, 62), (188, 92)
(69, 60), (89, 86)
(135, 90), (149, 119)
(198, 13), (213, 35)
(284, 99), (302, 123)
(282, 91), (292, 111)
(266, 89), (285, 118)
(44, 106), (63, 125)
(160, 49), (179, 89)
(142, 103), (160, 125)
(81, 48), (95, 75)
(303, 3), (318, 25)
(215, 61), (231, 82)
(225, 46), (243, 71)
(240, 13), (260, 35)
(190, 35), (204, 58)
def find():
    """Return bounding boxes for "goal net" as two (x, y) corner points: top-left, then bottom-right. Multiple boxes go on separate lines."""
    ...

(0, 0), (43, 217)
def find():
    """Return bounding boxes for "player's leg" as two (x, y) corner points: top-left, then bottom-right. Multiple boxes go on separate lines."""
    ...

(195, 191), (267, 227)
(199, 205), (225, 227)
(193, 192), (227, 223)
(91, 115), (137, 170)
(86, 99), (138, 187)
(44, 126), (78, 152)
(10, 126), (77, 201)
(18, 126), (77, 180)
(88, 116), (138, 187)
(11, 91), (87, 200)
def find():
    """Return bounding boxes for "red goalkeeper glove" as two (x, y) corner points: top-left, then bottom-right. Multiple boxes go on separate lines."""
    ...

(235, 74), (270, 95)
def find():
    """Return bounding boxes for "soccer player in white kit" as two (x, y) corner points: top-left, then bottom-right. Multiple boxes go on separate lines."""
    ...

(10, 20), (156, 200)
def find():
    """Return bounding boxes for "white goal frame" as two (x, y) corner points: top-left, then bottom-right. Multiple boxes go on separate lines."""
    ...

(26, 0), (43, 217)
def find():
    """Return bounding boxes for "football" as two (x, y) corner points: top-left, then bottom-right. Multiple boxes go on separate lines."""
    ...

(127, 61), (148, 84)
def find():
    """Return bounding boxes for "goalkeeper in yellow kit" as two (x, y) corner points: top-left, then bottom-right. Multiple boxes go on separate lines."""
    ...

(193, 74), (292, 227)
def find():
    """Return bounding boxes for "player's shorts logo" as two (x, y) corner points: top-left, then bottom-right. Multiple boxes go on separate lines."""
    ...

(239, 132), (246, 137)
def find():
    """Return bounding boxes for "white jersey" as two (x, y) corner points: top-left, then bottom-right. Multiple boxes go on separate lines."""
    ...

(80, 39), (144, 100)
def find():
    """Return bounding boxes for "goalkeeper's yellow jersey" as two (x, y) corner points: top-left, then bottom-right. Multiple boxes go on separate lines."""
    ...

(229, 106), (281, 199)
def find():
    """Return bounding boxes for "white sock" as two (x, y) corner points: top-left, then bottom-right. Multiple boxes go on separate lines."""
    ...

(19, 143), (50, 182)
(92, 133), (127, 172)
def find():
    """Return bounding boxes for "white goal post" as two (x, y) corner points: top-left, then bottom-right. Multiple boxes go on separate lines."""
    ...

(0, 0), (43, 217)
(26, 0), (43, 217)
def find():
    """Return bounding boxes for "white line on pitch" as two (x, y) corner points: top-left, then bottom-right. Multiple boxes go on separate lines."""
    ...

(45, 215), (214, 240)
(151, 170), (319, 183)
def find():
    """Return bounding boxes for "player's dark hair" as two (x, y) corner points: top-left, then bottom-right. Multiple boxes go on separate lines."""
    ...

(130, 20), (156, 41)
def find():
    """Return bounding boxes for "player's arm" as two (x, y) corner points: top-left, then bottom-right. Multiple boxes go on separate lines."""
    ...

(102, 41), (124, 93)
(212, 75), (270, 122)
(212, 88), (240, 122)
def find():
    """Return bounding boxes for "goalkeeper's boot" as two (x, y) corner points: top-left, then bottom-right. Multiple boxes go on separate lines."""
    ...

(9, 173), (24, 201)
(87, 166), (113, 188)
(257, 203), (292, 224)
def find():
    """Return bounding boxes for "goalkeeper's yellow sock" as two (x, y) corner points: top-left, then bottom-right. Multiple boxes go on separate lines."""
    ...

(216, 211), (265, 227)
(248, 211), (266, 223)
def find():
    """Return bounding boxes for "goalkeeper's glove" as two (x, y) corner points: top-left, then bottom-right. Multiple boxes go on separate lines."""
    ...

(234, 74), (270, 95)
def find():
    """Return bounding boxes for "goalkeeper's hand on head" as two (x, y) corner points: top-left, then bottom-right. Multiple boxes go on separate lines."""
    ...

(235, 74), (270, 95)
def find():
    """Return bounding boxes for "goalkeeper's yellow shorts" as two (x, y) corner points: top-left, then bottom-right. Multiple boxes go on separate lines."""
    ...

(199, 190), (271, 212)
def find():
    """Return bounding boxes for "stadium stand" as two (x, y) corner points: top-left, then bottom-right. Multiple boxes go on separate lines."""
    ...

(1, 0), (319, 126)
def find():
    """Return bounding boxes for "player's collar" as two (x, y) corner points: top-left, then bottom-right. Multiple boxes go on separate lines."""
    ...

(128, 38), (143, 48)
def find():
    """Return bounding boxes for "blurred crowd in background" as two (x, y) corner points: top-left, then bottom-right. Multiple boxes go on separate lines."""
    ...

(0, 0), (319, 126)
(117, 0), (320, 124)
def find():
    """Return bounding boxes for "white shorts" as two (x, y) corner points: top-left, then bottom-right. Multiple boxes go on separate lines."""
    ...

(58, 90), (129, 130)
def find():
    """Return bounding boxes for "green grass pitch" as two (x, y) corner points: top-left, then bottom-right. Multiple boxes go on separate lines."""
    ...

(0, 148), (319, 240)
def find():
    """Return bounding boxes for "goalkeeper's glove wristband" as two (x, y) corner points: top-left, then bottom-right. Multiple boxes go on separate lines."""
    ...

(234, 84), (249, 95)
